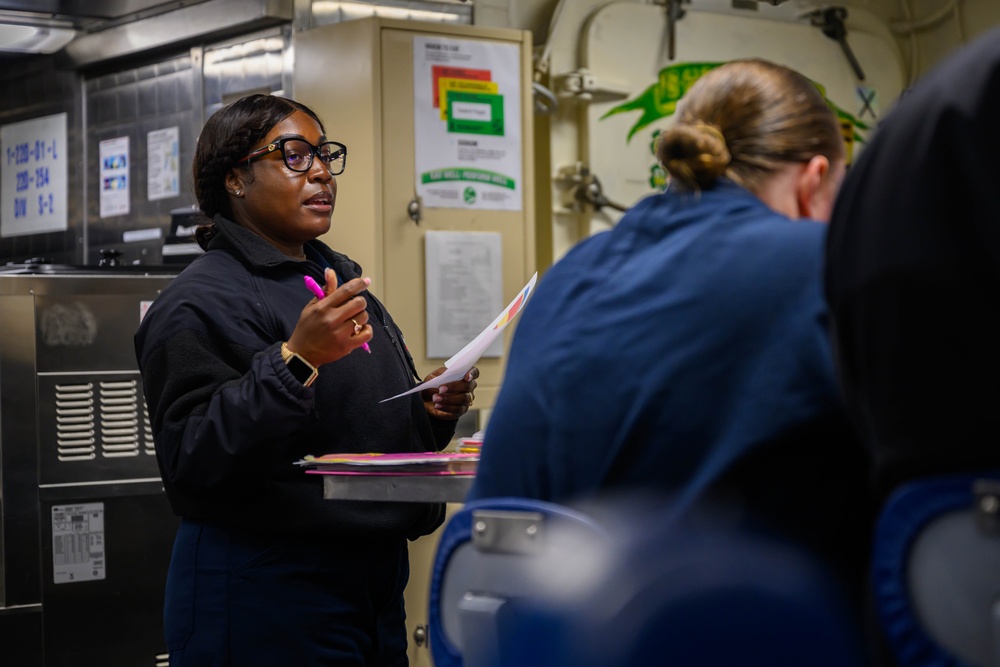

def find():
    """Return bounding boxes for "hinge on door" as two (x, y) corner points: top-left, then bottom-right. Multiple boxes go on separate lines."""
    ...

(554, 69), (629, 103)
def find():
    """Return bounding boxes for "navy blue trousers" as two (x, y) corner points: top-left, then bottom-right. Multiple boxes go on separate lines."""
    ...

(164, 520), (410, 667)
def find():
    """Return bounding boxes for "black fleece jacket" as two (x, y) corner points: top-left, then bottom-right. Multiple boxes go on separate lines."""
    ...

(134, 215), (452, 539)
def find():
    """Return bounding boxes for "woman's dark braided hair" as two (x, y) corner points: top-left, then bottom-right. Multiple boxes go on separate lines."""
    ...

(192, 94), (326, 249)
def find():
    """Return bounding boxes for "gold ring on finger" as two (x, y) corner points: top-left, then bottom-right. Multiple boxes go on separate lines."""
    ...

(351, 318), (362, 335)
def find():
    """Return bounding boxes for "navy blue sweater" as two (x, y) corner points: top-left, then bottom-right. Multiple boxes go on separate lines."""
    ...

(469, 181), (871, 586)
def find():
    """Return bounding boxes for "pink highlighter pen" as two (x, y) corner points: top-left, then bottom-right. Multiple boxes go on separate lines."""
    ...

(303, 275), (371, 354)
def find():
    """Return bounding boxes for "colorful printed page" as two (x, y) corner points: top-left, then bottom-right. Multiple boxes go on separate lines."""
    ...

(300, 451), (479, 475)
(380, 272), (538, 403)
(304, 452), (479, 466)
(305, 469), (473, 476)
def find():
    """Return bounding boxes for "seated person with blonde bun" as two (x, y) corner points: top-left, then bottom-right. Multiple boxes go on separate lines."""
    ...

(468, 59), (872, 607)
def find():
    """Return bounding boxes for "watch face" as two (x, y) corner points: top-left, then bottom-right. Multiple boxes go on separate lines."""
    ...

(286, 354), (318, 386)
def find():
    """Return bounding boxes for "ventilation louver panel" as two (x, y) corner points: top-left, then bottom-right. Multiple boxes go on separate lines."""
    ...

(100, 380), (140, 457)
(55, 382), (97, 460)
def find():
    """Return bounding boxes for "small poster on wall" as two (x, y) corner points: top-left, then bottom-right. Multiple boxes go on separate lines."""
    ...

(147, 126), (180, 201)
(99, 136), (130, 218)
(424, 230), (504, 359)
(413, 36), (522, 211)
(0, 112), (68, 238)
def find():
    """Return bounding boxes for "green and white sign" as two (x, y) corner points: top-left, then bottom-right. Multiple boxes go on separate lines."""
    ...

(446, 92), (505, 136)
(413, 36), (522, 211)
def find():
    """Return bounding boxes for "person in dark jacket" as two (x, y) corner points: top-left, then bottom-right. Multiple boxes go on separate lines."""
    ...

(826, 25), (1000, 503)
(134, 94), (478, 667)
(468, 60), (872, 606)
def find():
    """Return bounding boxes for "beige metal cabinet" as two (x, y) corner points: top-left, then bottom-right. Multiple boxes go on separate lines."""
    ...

(293, 18), (535, 666)
(294, 18), (535, 413)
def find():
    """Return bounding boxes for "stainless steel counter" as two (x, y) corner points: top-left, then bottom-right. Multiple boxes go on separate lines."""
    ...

(316, 473), (473, 503)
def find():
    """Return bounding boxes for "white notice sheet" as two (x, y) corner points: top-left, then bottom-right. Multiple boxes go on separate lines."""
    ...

(0, 113), (68, 237)
(425, 230), (503, 360)
(52, 502), (106, 584)
(99, 136), (130, 218)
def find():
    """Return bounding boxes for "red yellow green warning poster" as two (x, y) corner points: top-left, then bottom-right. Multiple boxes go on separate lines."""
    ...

(413, 35), (522, 211)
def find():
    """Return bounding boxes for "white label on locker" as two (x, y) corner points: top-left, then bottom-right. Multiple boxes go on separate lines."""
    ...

(451, 102), (491, 122)
(52, 502), (106, 584)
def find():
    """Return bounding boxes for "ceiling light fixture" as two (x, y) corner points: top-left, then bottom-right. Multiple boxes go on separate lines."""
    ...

(0, 23), (76, 54)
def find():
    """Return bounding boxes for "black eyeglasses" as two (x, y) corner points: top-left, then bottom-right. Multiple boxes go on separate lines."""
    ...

(238, 138), (347, 175)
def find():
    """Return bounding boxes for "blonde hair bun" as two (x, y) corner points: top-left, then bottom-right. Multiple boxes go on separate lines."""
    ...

(652, 60), (843, 194)
(657, 123), (732, 190)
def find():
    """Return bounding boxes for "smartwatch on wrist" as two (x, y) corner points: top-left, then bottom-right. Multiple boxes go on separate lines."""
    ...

(281, 342), (318, 387)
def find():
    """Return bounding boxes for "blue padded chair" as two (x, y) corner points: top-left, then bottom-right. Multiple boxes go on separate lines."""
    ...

(427, 497), (609, 667)
(872, 472), (1000, 667)
(429, 495), (867, 667)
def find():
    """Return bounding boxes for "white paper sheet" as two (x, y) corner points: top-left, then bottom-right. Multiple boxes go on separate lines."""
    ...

(99, 136), (130, 218)
(425, 230), (503, 359)
(380, 272), (537, 403)
(147, 126), (180, 201)
(1, 113), (68, 237)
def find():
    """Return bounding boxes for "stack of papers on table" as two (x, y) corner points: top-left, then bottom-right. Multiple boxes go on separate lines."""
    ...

(457, 430), (484, 454)
(299, 451), (478, 476)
